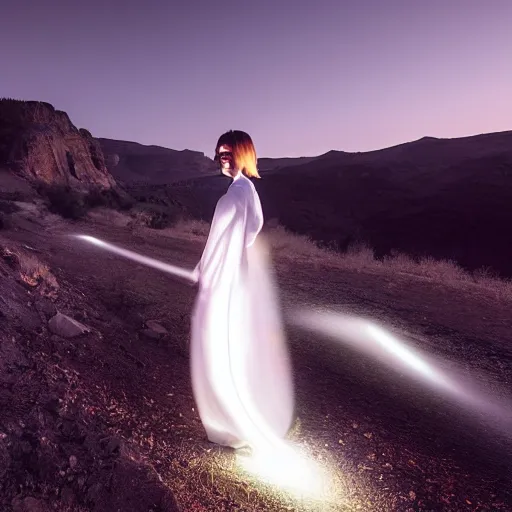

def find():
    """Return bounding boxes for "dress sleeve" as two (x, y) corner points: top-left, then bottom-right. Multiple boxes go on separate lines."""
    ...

(194, 191), (246, 289)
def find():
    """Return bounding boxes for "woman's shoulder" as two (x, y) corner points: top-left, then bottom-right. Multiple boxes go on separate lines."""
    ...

(230, 174), (257, 195)
(219, 184), (245, 210)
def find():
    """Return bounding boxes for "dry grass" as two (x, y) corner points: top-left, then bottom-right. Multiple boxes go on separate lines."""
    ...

(167, 221), (512, 302)
(86, 207), (133, 228)
(153, 218), (211, 241)
(1, 241), (59, 297)
(272, 227), (512, 301)
(171, 219), (211, 238)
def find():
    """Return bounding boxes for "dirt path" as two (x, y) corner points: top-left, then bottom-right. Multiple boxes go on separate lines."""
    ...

(2, 214), (511, 511)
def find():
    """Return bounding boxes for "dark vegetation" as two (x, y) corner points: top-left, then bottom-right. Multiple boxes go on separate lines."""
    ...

(35, 184), (134, 220)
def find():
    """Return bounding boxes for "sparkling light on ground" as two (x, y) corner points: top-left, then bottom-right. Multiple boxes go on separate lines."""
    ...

(236, 443), (334, 500)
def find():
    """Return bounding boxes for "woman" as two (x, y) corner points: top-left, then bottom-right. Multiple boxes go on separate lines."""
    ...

(190, 130), (294, 451)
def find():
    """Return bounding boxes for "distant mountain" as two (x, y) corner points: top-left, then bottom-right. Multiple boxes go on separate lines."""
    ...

(263, 130), (512, 174)
(160, 130), (512, 277)
(257, 156), (317, 173)
(98, 138), (217, 185)
(102, 130), (512, 185)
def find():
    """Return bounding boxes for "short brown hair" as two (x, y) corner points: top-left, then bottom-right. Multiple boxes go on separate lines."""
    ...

(215, 130), (260, 178)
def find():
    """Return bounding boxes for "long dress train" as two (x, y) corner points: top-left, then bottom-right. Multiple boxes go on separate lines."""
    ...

(190, 173), (294, 450)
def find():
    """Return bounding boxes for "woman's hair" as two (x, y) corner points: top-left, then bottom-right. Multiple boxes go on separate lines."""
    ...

(215, 130), (260, 178)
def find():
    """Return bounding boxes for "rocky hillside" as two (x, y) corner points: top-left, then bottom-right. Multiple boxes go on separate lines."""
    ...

(99, 138), (217, 185)
(0, 99), (115, 189)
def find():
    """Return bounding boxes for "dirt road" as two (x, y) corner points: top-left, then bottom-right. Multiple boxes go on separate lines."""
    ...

(2, 212), (511, 511)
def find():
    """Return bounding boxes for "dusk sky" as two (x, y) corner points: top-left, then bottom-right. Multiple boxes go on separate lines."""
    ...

(2, 0), (511, 158)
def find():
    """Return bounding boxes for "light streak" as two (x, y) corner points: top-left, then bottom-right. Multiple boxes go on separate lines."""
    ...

(72, 234), (197, 282)
(291, 309), (512, 436)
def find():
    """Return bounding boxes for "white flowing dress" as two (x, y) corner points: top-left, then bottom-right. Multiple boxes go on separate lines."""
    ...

(190, 173), (294, 450)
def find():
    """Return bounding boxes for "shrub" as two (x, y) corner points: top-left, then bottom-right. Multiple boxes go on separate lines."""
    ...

(37, 183), (135, 220)
(147, 209), (180, 229)
(37, 183), (88, 220)
(130, 204), (181, 230)
(84, 187), (134, 211)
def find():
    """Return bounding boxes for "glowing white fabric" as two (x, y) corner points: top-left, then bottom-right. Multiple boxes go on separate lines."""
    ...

(191, 173), (295, 450)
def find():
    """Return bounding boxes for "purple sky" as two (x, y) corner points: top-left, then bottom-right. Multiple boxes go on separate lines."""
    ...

(1, 0), (511, 158)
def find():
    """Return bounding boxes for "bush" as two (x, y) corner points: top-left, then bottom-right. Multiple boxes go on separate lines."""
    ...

(37, 184), (88, 220)
(147, 208), (180, 229)
(37, 183), (135, 220)
(131, 205), (181, 230)
(84, 187), (134, 211)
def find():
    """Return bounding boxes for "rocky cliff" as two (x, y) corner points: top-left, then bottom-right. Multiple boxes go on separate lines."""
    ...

(0, 99), (115, 188)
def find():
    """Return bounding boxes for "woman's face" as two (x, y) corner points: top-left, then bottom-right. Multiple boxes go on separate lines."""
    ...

(218, 144), (237, 177)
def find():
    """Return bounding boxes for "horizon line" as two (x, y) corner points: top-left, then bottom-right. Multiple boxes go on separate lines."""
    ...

(97, 128), (512, 161)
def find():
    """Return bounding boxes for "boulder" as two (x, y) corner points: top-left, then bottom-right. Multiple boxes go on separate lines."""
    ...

(145, 319), (168, 335)
(48, 312), (91, 338)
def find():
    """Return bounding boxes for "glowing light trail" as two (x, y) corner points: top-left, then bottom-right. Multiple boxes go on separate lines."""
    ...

(73, 234), (197, 282)
(291, 309), (512, 436)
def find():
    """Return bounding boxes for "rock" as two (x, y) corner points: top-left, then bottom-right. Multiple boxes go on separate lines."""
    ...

(145, 320), (168, 335)
(69, 455), (78, 469)
(141, 320), (168, 340)
(48, 312), (90, 338)
(141, 329), (162, 340)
